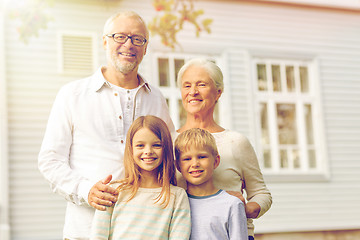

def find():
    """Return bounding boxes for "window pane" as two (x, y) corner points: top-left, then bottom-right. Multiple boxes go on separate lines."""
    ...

(277, 104), (297, 144)
(178, 99), (186, 127)
(300, 66), (309, 93)
(257, 64), (267, 91)
(272, 65), (281, 92)
(260, 103), (269, 144)
(305, 104), (314, 144)
(293, 149), (300, 169)
(174, 59), (185, 86)
(286, 66), (295, 92)
(158, 58), (169, 87)
(280, 150), (288, 168)
(308, 149), (316, 168)
(263, 149), (271, 168)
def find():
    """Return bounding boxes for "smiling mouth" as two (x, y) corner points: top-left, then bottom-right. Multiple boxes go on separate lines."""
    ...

(189, 170), (204, 177)
(119, 52), (136, 57)
(189, 99), (202, 104)
(141, 158), (157, 163)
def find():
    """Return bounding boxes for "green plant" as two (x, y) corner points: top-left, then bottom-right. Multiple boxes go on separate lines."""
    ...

(9, 0), (54, 44)
(148, 0), (213, 49)
(9, 0), (212, 48)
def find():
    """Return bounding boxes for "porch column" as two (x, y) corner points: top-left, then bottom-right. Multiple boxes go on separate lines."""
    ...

(0, 1), (10, 240)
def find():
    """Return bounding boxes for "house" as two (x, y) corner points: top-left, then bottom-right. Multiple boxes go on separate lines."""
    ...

(1, 0), (360, 239)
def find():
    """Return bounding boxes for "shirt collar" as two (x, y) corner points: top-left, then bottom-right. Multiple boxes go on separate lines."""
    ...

(91, 67), (151, 92)
(137, 74), (152, 92)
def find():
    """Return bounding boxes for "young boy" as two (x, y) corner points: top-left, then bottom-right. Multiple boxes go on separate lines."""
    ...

(175, 128), (248, 240)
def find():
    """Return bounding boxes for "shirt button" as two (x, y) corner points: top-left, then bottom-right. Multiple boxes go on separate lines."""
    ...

(114, 93), (118, 96)
(119, 115), (122, 120)
(121, 140), (124, 144)
(127, 90), (130, 94)
(128, 97), (131, 100)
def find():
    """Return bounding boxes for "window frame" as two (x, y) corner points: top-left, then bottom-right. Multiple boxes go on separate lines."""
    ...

(250, 57), (330, 182)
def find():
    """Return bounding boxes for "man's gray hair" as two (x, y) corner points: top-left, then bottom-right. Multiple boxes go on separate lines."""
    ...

(103, 11), (149, 38)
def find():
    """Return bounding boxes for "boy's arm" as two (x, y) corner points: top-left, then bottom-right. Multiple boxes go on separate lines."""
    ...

(169, 188), (191, 240)
(90, 205), (114, 240)
(229, 200), (248, 240)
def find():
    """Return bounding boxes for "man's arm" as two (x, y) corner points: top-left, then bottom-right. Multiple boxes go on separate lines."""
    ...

(38, 86), (91, 205)
(88, 175), (118, 210)
(38, 86), (118, 208)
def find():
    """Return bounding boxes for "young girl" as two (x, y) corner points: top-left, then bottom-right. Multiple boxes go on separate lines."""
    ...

(90, 115), (191, 240)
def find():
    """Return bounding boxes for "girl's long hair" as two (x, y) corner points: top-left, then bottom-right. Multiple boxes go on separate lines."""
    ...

(114, 115), (176, 207)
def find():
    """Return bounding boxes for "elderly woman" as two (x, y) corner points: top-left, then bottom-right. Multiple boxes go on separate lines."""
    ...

(176, 58), (272, 240)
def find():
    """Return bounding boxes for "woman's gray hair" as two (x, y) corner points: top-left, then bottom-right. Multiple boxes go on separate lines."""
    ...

(103, 10), (149, 39)
(177, 58), (224, 92)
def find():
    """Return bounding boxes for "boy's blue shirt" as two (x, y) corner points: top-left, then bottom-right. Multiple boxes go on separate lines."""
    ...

(187, 189), (248, 240)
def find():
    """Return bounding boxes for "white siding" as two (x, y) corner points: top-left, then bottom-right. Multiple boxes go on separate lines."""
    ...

(5, 0), (120, 239)
(4, 0), (360, 239)
(175, 1), (360, 233)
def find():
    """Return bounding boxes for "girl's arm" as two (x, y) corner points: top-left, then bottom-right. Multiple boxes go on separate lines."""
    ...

(169, 188), (191, 240)
(90, 205), (114, 240)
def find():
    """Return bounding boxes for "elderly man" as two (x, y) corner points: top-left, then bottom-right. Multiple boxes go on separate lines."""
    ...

(38, 11), (174, 239)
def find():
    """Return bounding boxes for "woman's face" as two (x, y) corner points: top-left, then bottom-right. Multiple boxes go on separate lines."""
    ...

(180, 65), (222, 116)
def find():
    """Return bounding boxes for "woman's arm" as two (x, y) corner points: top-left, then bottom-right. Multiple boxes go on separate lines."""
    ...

(226, 191), (261, 218)
(233, 133), (272, 218)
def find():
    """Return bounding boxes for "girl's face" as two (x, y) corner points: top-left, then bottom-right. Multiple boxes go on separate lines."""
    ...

(132, 127), (163, 175)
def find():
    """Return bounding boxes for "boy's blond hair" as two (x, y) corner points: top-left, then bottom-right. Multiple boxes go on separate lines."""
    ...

(174, 128), (218, 169)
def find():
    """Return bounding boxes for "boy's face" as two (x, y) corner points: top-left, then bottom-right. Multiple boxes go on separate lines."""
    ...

(177, 146), (220, 188)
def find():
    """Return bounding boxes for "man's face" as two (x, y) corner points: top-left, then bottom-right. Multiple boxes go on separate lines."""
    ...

(103, 16), (148, 75)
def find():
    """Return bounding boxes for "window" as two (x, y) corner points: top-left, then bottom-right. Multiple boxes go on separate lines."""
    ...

(58, 31), (98, 75)
(152, 53), (223, 130)
(253, 58), (328, 180)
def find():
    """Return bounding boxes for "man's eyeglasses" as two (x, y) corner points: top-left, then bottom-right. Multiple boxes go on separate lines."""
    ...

(106, 33), (147, 46)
